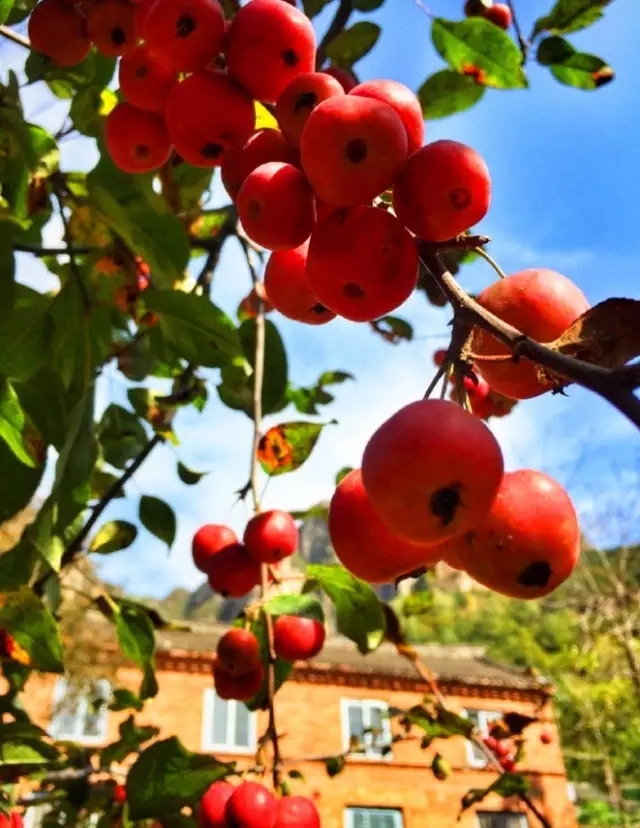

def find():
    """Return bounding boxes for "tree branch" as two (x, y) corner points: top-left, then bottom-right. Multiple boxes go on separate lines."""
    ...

(0, 24), (30, 49)
(419, 244), (640, 431)
(242, 240), (282, 792)
(506, 0), (529, 62)
(51, 178), (91, 310)
(316, 0), (354, 69)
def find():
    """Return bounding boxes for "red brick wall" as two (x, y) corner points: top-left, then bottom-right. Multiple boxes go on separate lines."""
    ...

(18, 662), (576, 828)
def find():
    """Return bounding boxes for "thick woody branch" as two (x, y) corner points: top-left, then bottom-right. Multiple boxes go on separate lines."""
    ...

(316, 0), (354, 69)
(419, 245), (640, 431)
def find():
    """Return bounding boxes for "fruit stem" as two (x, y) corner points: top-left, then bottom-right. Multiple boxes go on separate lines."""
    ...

(242, 239), (283, 792)
(475, 246), (508, 280)
(420, 244), (640, 431)
(0, 24), (30, 49)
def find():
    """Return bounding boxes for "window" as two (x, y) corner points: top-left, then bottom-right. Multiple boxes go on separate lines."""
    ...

(202, 687), (256, 753)
(464, 708), (503, 767)
(24, 805), (100, 828)
(49, 678), (111, 744)
(345, 808), (403, 828)
(477, 812), (528, 828)
(341, 699), (392, 760)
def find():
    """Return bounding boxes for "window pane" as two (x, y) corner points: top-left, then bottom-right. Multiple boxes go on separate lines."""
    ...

(352, 813), (368, 828)
(347, 704), (365, 751)
(234, 702), (250, 748)
(477, 812), (527, 828)
(347, 809), (403, 828)
(53, 698), (80, 738)
(212, 693), (228, 745)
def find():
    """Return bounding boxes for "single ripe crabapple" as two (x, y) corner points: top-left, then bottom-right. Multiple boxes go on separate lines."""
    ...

(273, 615), (326, 661)
(225, 0), (316, 104)
(486, 3), (512, 28)
(212, 656), (264, 702)
(86, 0), (137, 57)
(207, 543), (262, 598)
(305, 206), (418, 322)
(264, 243), (336, 326)
(192, 524), (238, 573)
(276, 72), (345, 149)
(329, 469), (444, 584)
(225, 781), (278, 828)
(164, 71), (255, 168)
(28, 0), (90, 67)
(464, 0), (493, 16)
(238, 285), (275, 321)
(198, 781), (235, 828)
(540, 731), (553, 745)
(118, 44), (177, 114)
(221, 129), (299, 201)
(349, 79), (424, 154)
(361, 399), (504, 545)
(445, 469), (580, 599)
(470, 268), (590, 400)
(236, 162), (315, 251)
(393, 140), (491, 242)
(274, 796), (321, 828)
(0, 813), (23, 828)
(143, 0), (225, 72)
(105, 103), (172, 174)
(113, 784), (127, 805)
(216, 628), (261, 676)
(433, 348), (448, 367)
(243, 509), (299, 564)
(301, 96), (408, 207)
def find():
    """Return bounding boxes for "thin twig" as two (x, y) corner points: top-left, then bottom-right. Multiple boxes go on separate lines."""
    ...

(0, 24), (30, 49)
(507, 0), (530, 61)
(419, 245), (640, 431)
(51, 178), (91, 310)
(316, 0), (354, 68)
(475, 246), (508, 280)
(242, 240), (282, 791)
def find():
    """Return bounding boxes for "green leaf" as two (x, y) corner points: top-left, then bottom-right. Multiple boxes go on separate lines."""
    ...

(100, 715), (159, 768)
(287, 370), (353, 416)
(532, 0), (612, 37)
(177, 462), (208, 485)
(0, 379), (36, 466)
(460, 771), (530, 813)
(24, 50), (115, 98)
(139, 495), (176, 550)
(97, 404), (148, 469)
(324, 755), (346, 777)
(0, 588), (63, 672)
(109, 688), (145, 712)
(391, 703), (474, 747)
(0, 0), (15, 25)
(16, 368), (70, 450)
(0, 238), (15, 316)
(90, 520), (138, 554)
(303, 565), (385, 655)
(0, 304), (53, 382)
(418, 69), (485, 119)
(537, 36), (614, 89)
(431, 17), (528, 90)
(265, 593), (325, 623)
(353, 0), (384, 9)
(126, 737), (233, 819)
(0, 437), (45, 524)
(69, 86), (118, 137)
(325, 22), (381, 68)
(257, 420), (331, 476)
(0, 722), (59, 765)
(371, 315), (414, 344)
(301, 0), (333, 17)
(144, 288), (241, 368)
(188, 205), (234, 243)
(335, 466), (353, 485)
(22, 507), (64, 571)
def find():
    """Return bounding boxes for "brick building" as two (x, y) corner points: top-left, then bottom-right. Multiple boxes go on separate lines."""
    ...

(19, 623), (577, 828)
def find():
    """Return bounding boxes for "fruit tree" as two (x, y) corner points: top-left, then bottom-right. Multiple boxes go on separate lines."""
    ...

(0, 0), (637, 826)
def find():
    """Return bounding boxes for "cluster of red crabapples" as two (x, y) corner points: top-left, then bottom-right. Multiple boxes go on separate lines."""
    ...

(191, 512), (325, 701)
(199, 778), (320, 828)
(464, 0), (513, 30)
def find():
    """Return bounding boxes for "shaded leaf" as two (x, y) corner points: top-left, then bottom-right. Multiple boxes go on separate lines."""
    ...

(325, 22), (381, 68)
(303, 564), (385, 654)
(392, 702), (474, 747)
(177, 462), (208, 485)
(502, 711), (539, 736)
(109, 688), (144, 712)
(537, 35), (614, 89)
(460, 772), (530, 814)
(287, 370), (353, 416)
(0, 539), (39, 591)
(418, 69), (485, 119)
(265, 593), (325, 623)
(139, 495), (176, 550)
(100, 715), (159, 768)
(258, 420), (332, 476)
(0, 304), (53, 382)
(0, 588), (63, 672)
(537, 298), (640, 388)
(127, 738), (233, 819)
(90, 520), (138, 555)
(431, 17), (528, 90)
(16, 367), (70, 450)
(335, 466), (353, 485)
(370, 316), (414, 345)
(69, 86), (117, 136)
(97, 404), (148, 469)
(302, 0), (332, 17)
(353, 0), (384, 8)
(532, 0), (612, 37)
(290, 502), (329, 522)
(90, 467), (125, 501)
(324, 755), (346, 777)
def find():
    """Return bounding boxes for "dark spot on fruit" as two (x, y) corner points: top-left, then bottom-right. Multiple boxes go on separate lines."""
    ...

(246, 200), (261, 222)
(517, 561), (552, 588)
(293, 91), (318, 115)
(134, 65), (148, 78)
(343, 282), (365, 299)
(200, 142), (223, 159)
(282, 48), (298, 66)
(311, 302), (329, 315)
(345, 138), (367, 165)
(258, 435), (268, 452)
(134, 144), (150, 158)
(450, 187), (471, 210)
(176, 14), (196, 38)
(430, 483), (463, 526)
(111, 26), (126, 46)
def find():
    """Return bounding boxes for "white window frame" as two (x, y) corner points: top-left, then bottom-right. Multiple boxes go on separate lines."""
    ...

(340, 698), (393, 761)
(344, 807), (404, 828)
(48, 678), (111, 745)
(476, 812), (528, 828)
(201, 687), (257, 754)
(463, 708), (504, 768)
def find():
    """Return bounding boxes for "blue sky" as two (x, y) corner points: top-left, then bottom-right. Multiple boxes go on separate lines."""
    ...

(3, 0), (640, 597)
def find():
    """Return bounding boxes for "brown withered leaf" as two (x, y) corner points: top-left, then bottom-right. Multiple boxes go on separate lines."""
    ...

(537, 298), (640, 388)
